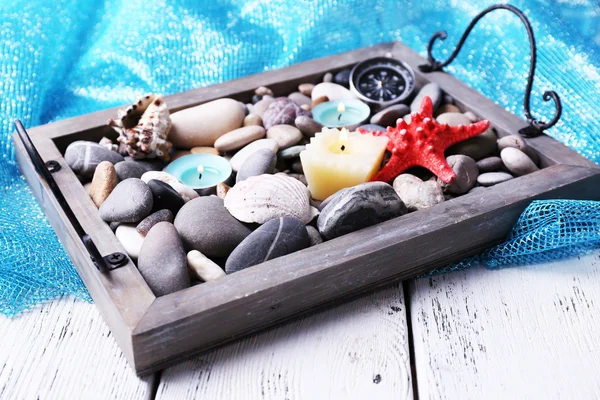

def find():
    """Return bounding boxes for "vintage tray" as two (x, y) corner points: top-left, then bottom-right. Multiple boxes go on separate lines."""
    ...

(13, 40), (600, 375)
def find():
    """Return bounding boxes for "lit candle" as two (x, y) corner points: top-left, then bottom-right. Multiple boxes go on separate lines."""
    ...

(164, 154), (232, 189)
(312, 99), (370, 130)
(300, 128), (389, 200)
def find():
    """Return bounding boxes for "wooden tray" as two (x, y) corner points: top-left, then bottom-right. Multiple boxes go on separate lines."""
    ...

(13, 41), (600, 376)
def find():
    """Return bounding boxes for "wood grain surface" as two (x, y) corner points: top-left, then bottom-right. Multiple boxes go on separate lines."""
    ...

(155, 284), (412, 400)
(409, 251), (600, 399)
(0, 298), (154, 400)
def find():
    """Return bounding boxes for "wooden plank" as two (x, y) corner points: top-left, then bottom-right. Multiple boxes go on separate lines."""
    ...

(156, 284), (412, 400)
(13, 134), (156, 368)
(409, 252), (600, 399)
(132, 165), (600, 375)
(0, 298), (153, 400)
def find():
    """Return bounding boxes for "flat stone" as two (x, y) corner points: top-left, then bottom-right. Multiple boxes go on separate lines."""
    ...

(236, 148), (277, 183)
(438, 155), (479, 195)
(311, 82), (357, 101)
(497, 134), (539, 164)
(322, 72), (333, 82)
(65, 141), (124, 178)
(295, 116), (324, 137)
(187, 250), (226, 282)
(169, 98), (245, 148)
(370, 104), (410, 126)
(311, 96), (329, 108)
(291, 160), (304, 174)
(298, 83), (314, 96)
(317, 182), (407, 240)
(410, 83), (442, 113)
(476, 156), (503, 173)
(138, 222), (190, 296)
(358, 124), (386, 132)
(287, 173), (307, 186)
(306, 225), (323, 246)
(267, 125), (303, 149)
(114, 161), (147, 180)
(333, 69), (351, 88)
(229, 138), (279, 172)
(434, 104), (461, 117)
(278, 145), (305, 159)
(89, 161), (117, 208)
(99, 178), (153, 223)
(190, 146), (219, 155)
(255, 86), (273, 96)
(147, 179), (185, 215)
(115, 224), (145, 259)
(446, 127), (498, 161)
(136, 209), (173, 236)
(464, 111), (478, 122)
(477, 172), (514, 187)
(174, 196), (252, 258)
(252, 96), (275, 118)
(171, 150), (191, 160)
(243, 113), (263, 127)
(500, 147), (539, 176)
(288, 92), (312, 107)
(125, 157), (165, 171)
(262, 97), (309, 130)
(436, 112), (471, 126)
(141, 171), (198, 202)
(393, 174), (445, 211)
(225, 217), (309, 273)
(214, 126), (266, 152)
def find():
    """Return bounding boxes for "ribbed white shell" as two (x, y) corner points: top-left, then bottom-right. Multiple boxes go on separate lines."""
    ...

(224, 174), (318, 224)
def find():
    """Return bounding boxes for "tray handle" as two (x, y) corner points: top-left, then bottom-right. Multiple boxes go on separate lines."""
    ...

(418, 3), (562, 138)
(14, 120), (127, 271)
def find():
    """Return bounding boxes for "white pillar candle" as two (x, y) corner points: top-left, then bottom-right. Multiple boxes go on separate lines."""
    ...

(300, 128), (389, 200)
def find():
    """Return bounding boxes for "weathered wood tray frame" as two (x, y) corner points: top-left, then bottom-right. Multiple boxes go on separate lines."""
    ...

(13, 42), (600, 376)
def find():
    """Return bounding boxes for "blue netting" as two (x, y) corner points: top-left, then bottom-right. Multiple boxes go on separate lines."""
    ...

(1, 0), (599, 316)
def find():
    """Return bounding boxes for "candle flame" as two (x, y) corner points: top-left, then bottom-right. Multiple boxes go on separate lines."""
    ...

(340, 127), (349, 141)
(197, 165), (205, 174)
(337, 102), (346, 114)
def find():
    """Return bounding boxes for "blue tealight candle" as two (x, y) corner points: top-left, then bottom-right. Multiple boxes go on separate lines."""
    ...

(164, 154), (232, 189)
(312, 99), (371, 130)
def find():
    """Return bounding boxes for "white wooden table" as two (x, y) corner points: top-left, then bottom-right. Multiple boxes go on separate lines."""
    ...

(2, 251), (600, 400)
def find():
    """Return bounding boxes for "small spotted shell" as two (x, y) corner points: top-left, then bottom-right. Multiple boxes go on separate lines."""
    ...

(224, 174), (318, 224)
(108, 94), (172, 161)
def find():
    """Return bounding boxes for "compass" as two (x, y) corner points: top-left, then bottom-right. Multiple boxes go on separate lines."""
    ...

(349, 57), (416, 107)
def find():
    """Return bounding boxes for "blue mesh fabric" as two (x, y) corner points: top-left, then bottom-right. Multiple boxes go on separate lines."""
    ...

(0, 0), (599, 316)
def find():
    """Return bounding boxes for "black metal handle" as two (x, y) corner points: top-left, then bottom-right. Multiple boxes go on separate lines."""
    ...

(14, 120), (127, 272)
(418, 3), (562, 138)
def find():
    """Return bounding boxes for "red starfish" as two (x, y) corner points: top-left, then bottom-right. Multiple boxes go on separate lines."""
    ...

(358, 96), (490, 183)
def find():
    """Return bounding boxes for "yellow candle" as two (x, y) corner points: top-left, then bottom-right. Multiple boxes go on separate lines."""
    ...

(300, 127), (389, 200)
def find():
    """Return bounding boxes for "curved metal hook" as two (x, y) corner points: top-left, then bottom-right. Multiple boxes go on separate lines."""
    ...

(418, 4), (562, 137)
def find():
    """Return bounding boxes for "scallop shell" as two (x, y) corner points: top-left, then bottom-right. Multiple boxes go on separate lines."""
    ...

(224, 174), (319, 224)
(108, 94), (172, 161)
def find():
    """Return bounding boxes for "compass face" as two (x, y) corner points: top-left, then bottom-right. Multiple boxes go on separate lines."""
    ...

(350, 57), (416, 107)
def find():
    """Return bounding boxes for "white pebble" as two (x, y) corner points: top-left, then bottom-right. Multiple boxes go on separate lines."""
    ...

(187, 250), (226, 282)
(115, 224), (145, 259)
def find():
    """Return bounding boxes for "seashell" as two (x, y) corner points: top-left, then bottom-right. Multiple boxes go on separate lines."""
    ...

(98, 136), (119, 152)
(140, 170), (198, 202)
(108, 94), (173, 161)
(224, 174), (318, 224)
